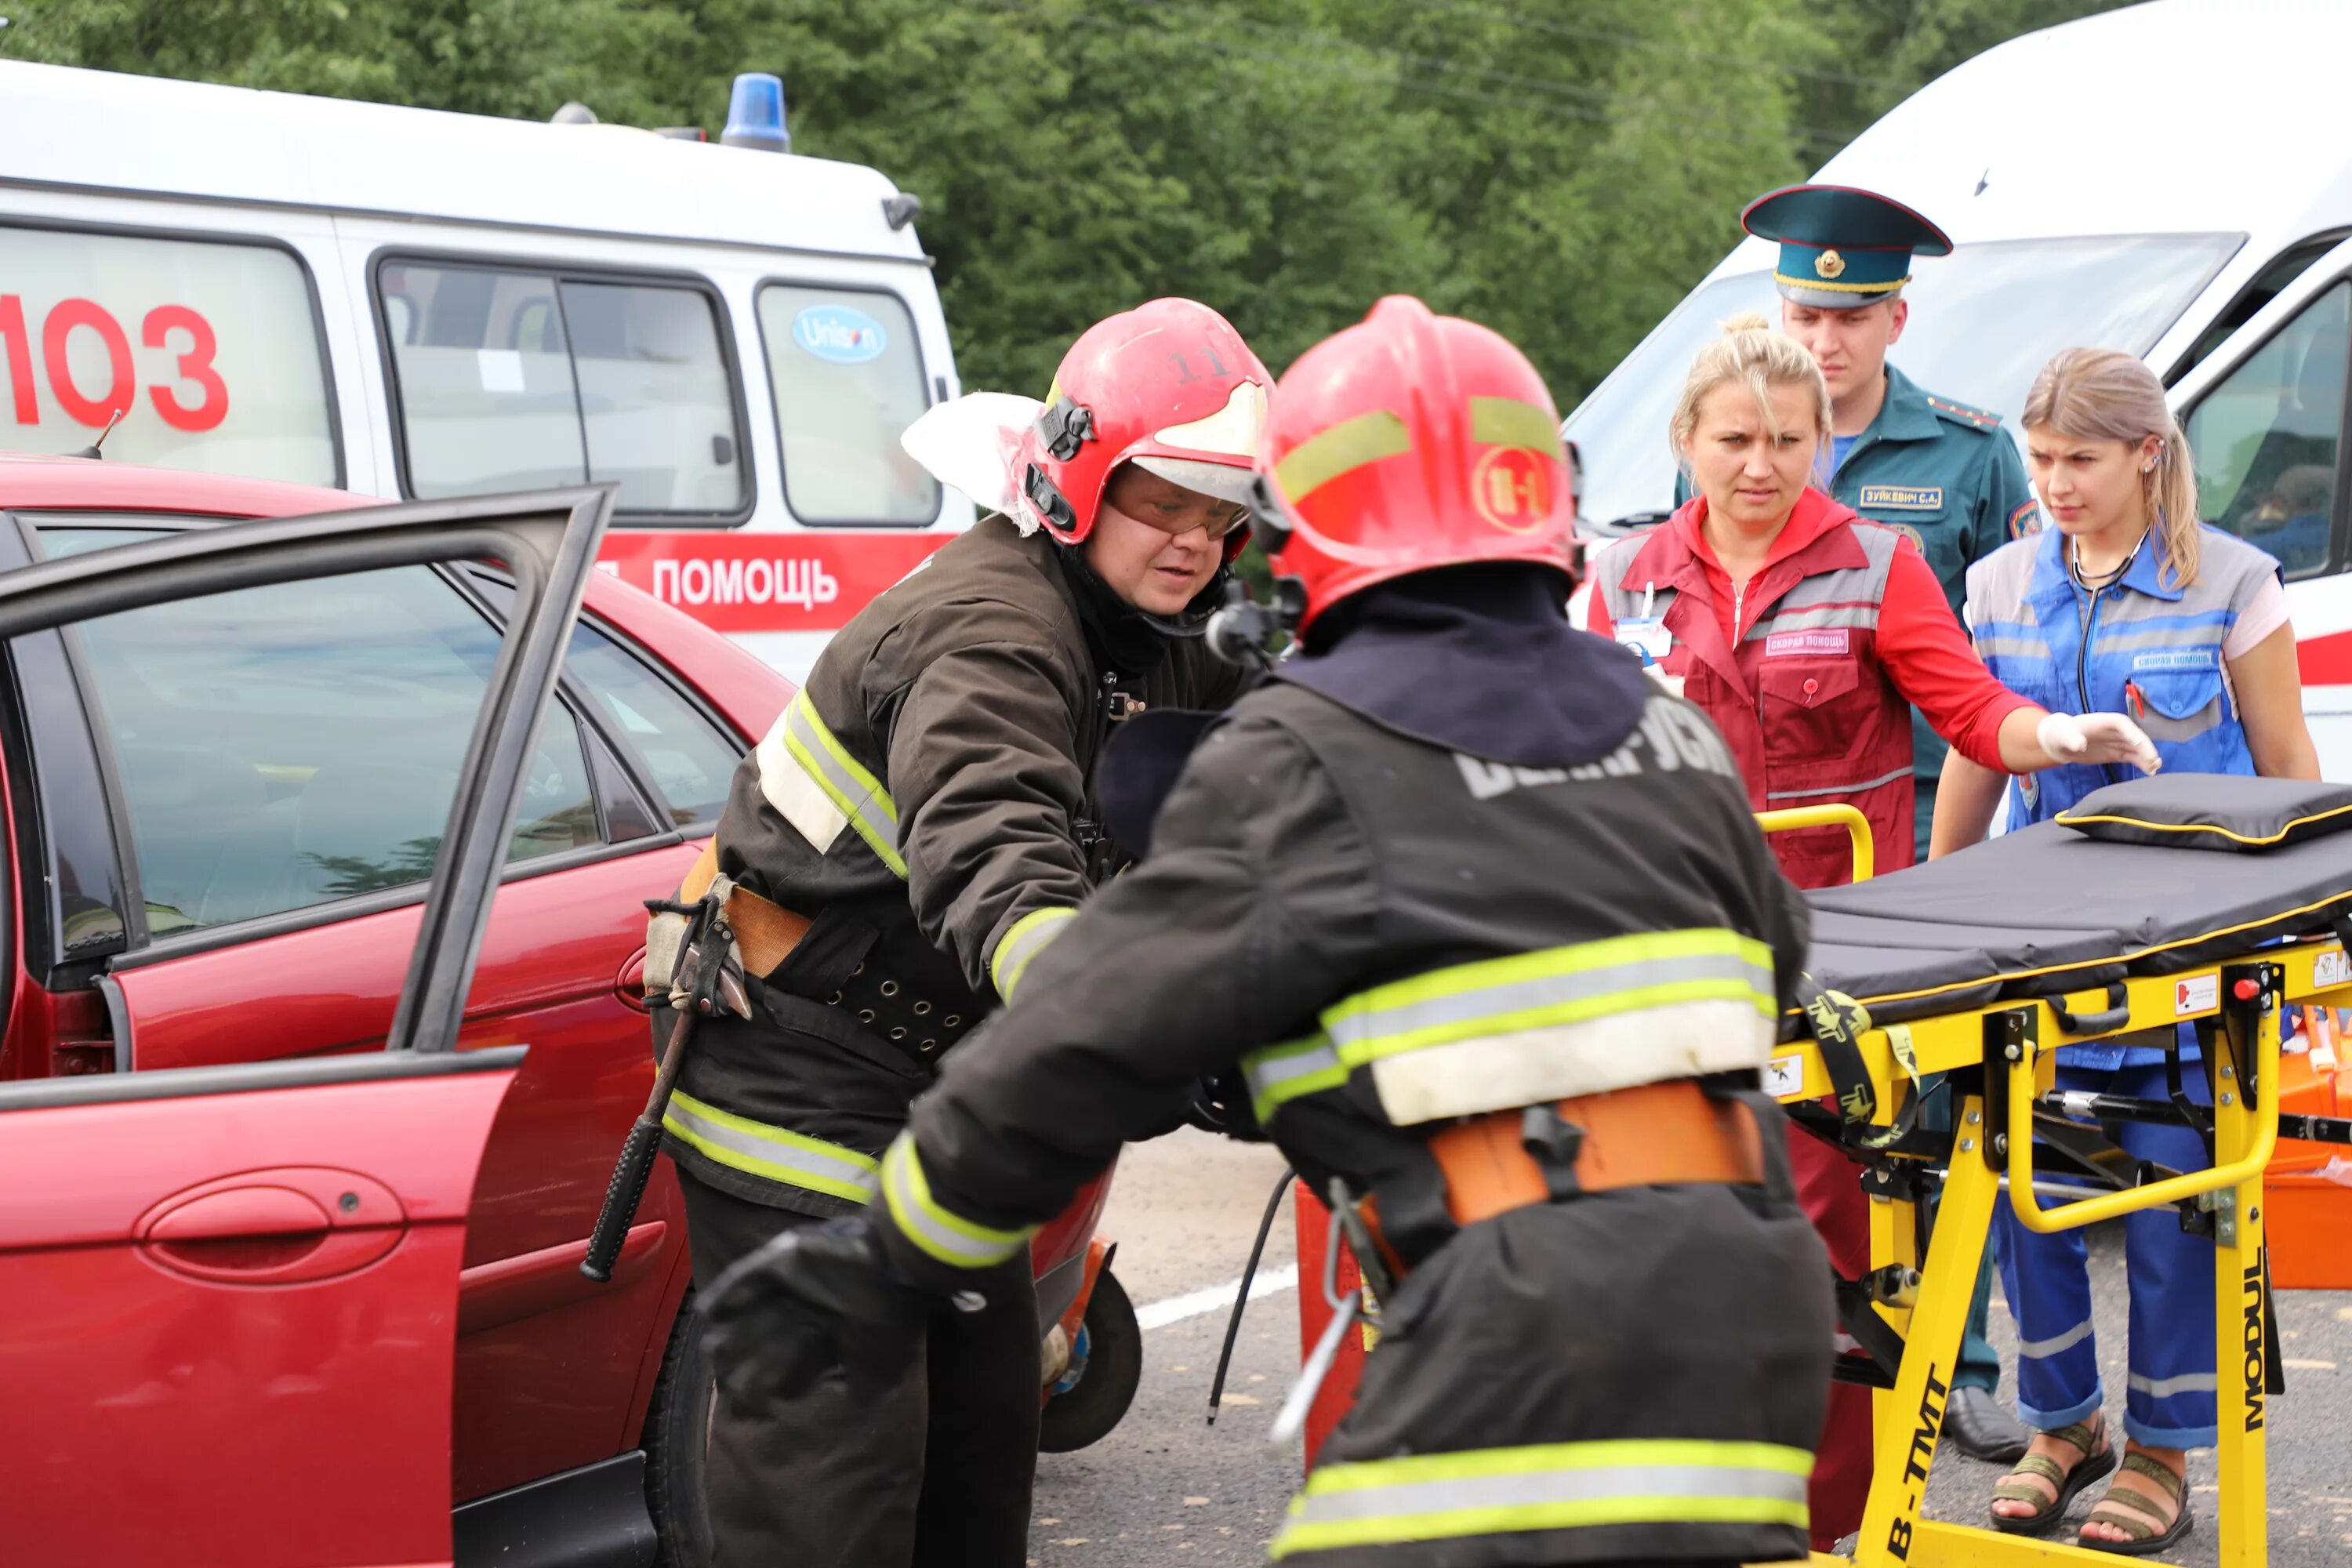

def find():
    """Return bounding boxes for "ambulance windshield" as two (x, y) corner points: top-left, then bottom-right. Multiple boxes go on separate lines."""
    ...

(1561, 232), (2241, 532)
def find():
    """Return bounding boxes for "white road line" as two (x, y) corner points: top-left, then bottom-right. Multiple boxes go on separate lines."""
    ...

(1136, 1263), (1301, 1330)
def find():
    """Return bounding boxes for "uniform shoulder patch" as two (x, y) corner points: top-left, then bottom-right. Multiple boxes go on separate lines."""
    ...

(1924, 394), (2002, 430)
(2008, 497), (2043, 539)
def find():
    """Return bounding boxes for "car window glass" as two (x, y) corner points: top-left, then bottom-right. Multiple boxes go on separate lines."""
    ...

(561, 619), (739, 830)
(0, 224), (337, 485)
(2185, 280), (2349, 579)
(757, 284), (939, 524)
(44, 532), (599, 935)
(380, 261), (745, 514)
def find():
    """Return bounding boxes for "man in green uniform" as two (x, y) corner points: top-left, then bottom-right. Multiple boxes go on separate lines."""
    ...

(1727, 182), (2035, 1465)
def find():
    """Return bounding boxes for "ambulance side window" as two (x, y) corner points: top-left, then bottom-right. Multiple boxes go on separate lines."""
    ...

(2184, 280), (2350, 579)
(379, 260), (748, 518)
(757, 284), (939, 525)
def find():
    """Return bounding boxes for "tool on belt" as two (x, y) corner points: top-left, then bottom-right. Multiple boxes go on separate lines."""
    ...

(1264, 1079), (1765, 1442)
(581, 844), (810, 1283)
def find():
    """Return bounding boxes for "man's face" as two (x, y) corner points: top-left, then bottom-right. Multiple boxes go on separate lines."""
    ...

(1780, 297), (1907, 405)
(1082, 464), (1245, 615)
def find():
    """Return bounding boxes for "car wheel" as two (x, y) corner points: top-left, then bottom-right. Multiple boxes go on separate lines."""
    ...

(1037, 1268), (1142, 1454)
(642, 1290), (717, 1568)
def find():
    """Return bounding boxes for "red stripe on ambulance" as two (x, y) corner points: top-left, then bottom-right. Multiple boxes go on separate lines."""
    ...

(598, 532), (952, 633)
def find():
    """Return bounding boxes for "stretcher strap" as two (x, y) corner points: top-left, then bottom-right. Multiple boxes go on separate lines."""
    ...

(1793, 975), (1922, 1151)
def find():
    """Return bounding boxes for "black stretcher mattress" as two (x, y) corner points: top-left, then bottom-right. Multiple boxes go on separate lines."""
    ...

(1780, 814), (2352, 1040)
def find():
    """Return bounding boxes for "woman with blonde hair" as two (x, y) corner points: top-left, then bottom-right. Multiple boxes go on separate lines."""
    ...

(1936, 347), (2318, 1554)
(1586, 315), (2157, 1550)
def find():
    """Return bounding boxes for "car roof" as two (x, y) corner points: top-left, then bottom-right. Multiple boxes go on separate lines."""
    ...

(0, 453), (791, 739)
(0, 60), (926, 267)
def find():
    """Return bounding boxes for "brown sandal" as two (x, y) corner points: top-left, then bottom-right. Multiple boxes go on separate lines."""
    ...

(1989, 1418), (2116, 1535)
(2078, 1450), (2194, 1556)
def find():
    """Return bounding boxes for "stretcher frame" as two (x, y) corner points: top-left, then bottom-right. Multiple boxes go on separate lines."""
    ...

(1752, 804), (2326, 1568)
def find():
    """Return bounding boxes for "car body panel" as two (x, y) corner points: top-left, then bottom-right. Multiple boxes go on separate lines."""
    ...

(0, 1054), (522, 1568)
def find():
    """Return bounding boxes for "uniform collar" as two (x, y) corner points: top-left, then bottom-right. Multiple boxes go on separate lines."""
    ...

(2028, 524), (2184, 605)
(1660, 486), (1859, 576)
(1860, 363), (1942, 446)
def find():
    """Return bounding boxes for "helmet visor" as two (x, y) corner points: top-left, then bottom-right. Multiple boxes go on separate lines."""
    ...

(1129, 453), (1259, 508)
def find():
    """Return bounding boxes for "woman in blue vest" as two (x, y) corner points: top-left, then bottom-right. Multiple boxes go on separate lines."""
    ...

(1933, 347), (2319, 1553)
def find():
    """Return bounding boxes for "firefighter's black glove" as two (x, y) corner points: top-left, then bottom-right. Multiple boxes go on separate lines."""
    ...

(699, 1215), (942, 1400)
(1184, 1069), (1266, 1142)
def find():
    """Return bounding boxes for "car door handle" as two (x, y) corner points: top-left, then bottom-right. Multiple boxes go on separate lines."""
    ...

(137, 1168), (407, 1286)
(616, 946), (650, 1014)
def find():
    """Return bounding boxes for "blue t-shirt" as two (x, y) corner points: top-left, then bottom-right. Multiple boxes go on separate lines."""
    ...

(1830, 433), (1858, 476)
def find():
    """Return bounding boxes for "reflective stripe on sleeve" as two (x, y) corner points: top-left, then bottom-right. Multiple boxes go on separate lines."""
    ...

(756, 691), (908, 879)
(880, 1134), (1036, 1270)
(1240, 1033), (1345, 1123)
(989, 906), (1077, 1002)
(1269, 1439), (1811, 1557)
(662, 1090), (880, 1204)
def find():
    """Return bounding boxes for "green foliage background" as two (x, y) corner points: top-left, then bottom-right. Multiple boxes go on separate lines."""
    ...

(2, 0), (2127, 402)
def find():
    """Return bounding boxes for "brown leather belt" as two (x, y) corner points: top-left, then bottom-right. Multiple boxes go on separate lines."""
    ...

(680, 840), (809, 978)
(1425, 1079), (1766, 1225)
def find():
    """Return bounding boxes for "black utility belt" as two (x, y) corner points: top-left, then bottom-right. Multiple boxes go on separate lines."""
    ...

(815, 960), (983, 1066)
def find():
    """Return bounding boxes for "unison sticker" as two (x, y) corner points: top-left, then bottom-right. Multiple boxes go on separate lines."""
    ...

(793, 303), (888, 365)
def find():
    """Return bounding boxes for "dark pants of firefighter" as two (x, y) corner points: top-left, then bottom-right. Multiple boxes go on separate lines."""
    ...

(678, 1172), (1040, 1568)
(1290, 1121), (1832, 1567)
(1788, 1125), (1872, 1550)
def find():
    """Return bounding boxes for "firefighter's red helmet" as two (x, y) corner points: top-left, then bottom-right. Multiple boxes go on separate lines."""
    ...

(1014, 299), (1271, 558)
(1255, 296), (1577, 633)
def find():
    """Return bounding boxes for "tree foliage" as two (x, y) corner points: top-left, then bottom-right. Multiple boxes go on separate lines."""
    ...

(2, 0), (2131, 401)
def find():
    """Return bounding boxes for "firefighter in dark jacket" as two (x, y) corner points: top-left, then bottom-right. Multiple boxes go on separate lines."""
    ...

(700, 296), (1837, 1566)
(648, 298), (1269, 1566)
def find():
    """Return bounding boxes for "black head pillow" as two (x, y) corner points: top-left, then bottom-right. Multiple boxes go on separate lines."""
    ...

(2056, 774), (2352, 852)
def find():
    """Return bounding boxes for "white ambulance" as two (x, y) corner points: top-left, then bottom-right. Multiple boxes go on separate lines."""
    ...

(0, 61), (971, 681)
(1560, 0), (2352, 775)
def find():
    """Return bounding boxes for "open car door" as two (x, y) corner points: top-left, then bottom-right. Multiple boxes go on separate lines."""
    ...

(0, 486), (612, 1568)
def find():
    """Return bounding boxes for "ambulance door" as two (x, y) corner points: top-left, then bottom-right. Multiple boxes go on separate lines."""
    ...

(2169, 234), (2352, 778)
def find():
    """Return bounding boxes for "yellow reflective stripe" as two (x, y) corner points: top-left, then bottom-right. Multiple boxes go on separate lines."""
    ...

(990, 906), (1077, 1002)
(1468, 396), (1559, 452)
(1270, 1439), (1811, 1557)
(1240, 1033), (1345, 1124)
(1323, 930), (1774, 1066)
(779, 692), (906, 879)
(662, 1090), (879, 1205)
(1273, 409), (1410, 503)
(880, 1134), (1036, 1269)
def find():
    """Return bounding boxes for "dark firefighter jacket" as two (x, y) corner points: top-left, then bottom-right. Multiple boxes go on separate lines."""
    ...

(870, 671), (1837, 1566)
(660, 513), (1244, 1216)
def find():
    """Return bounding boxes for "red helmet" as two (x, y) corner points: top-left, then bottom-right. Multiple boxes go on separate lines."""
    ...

(1014, 299), (1271, 559)
(1254, 296), (1576, 633)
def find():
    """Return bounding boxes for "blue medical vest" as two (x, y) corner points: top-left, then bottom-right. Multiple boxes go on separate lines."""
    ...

(1964, 525), (2281, 1067)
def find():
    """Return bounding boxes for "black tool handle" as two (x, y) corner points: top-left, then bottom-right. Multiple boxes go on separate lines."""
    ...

(583, 1117), (663, 1282)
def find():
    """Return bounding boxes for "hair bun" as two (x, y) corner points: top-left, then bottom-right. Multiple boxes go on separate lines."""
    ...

(1720, 311), (1773, 336)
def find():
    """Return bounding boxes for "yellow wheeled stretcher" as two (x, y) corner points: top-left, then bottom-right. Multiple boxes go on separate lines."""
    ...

(1752, 780), (2352, 1568)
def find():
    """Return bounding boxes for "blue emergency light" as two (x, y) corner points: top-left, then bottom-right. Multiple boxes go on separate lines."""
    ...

(721, 72), (789, 154)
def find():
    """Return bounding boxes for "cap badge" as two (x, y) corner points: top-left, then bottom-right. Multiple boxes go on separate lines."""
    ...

(1816, 249), (1846, 280)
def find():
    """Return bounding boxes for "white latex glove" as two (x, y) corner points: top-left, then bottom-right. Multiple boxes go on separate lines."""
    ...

(2037, 710), (2161, 775)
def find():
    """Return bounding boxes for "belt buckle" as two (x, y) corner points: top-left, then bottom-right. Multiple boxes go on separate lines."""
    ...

(1519, 1103), (1587, 1200)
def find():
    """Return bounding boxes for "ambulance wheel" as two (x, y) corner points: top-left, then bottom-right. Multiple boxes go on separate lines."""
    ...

(1038, 1268), (1142, 1453)
(643, 1290), (717, 1568)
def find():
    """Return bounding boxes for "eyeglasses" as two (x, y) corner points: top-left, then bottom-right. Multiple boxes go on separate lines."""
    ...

(1127, 503), (1253, 542)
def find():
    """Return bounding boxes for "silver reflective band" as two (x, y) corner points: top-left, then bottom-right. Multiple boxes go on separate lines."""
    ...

(2016, 1318), (2095, 1359)
(1240, 1035), (1344, 1123)
(662, 1090), (879, 1205)
(990, 906), (1076, 1001)
(2127, 1370), (2219, 1399)
(880, 1135), (1035, 1270)
(1763, 768), (1912, 802)
(1270, 1439), (1810, 1556)
(756, 692), (908, 878)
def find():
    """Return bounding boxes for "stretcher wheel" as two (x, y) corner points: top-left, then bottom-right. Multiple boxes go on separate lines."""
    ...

(1038, 1268), (1142, 1452)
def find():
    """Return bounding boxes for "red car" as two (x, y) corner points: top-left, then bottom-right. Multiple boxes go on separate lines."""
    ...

(0, 459), (1136, 1567)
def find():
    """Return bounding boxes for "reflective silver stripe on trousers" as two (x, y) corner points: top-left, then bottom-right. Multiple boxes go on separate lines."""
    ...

(2016, 1318), (2095, 1359)
(2128, 1371), (2219, 1399)
(1287, 1461), (1809, 1527)
(662, 1092), (880, 1204)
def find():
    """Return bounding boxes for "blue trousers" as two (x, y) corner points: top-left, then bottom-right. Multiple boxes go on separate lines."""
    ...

(1991, 1053), (2217, 1448)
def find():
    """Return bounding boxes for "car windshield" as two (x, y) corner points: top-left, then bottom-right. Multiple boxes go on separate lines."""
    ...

(1561, 233), (2242, 531)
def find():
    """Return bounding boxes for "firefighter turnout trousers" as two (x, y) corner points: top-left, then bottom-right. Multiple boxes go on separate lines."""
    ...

(676, 1168), (1040, 1568)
